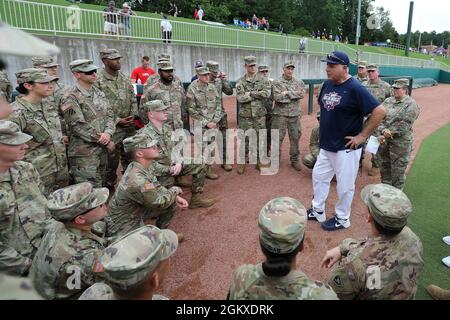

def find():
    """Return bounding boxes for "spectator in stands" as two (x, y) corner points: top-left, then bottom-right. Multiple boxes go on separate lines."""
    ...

(191, 60), (203, 83)
(131, 56), (155, 105)
(246, 19), (251, 29)
(168, 2), (178, 17)
(299, 37), (307, 53)
(261, 17), (268, 31)
(197, 6), (204, 21)
(233, 18), (239, 27)
(278, 24), (284, 34)
(161, 15), (172, 44)
(194, 7), (198, 20)
(252, 14), (258, 30)
(103, 0), (118, 36)
(118, 2), (137, 38)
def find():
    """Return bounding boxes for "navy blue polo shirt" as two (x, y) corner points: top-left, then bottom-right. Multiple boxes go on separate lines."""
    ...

(318, 77), (379, 152)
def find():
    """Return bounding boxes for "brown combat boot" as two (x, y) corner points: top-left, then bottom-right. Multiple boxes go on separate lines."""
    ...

(176, 233), (185, 243)
(237, 164), (246, 174)
(205, 166), (219, 180)
(189, 193), (215, 209)
(368, 167), (380, 176)
(427, 285), (450, 300)
(291, 161), (302, 171)
(221, 164), (233, 172)
(175, 175), (192, 187)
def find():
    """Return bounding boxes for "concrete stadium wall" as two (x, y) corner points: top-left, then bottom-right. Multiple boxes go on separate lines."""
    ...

(3, 35), (327, 86)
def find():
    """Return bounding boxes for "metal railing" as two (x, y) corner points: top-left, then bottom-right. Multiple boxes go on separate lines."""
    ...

(0, 0), (446, 70)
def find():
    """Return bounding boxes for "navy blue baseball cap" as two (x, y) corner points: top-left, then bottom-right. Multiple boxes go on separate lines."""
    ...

(321, 51), (350, 66)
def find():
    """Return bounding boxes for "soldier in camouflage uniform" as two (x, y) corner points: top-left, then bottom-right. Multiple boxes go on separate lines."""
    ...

(0, 70), (13, 103)
(9, 68), (69, 195)
(144, 54), (182, 89)
(323, 183), (423, 299)
(354, 61), (368, 84)
(141, 60), (185, 130)
(377, 79), (420, 190)
(61, 60), (116, 188)
(138, 100), (215, 209)
(0, 273), (43, 299)
(364, 63), (391, 176)
(0, 121), (51, 276)
(96, 49), (137, 190)
(30, 182), (109, 300)
(302, 111), (320, 169)
(228, 197), (338, 300)
(272, 61), (306, 171)
(206, 60), (234, 171)
(79, 225), (177, 300)
(258, 64), (274, 156)
(186, 66), (222, 180)
(235, 56), (271, 174)
(105, 133), (188, 239)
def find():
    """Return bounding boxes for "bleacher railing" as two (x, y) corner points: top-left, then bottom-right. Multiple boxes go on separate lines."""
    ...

(0, 0), (446, 70)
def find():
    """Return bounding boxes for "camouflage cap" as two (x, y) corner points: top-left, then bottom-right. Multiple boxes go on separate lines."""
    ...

(69, 59), (98, 72)
(284, 61), (295, 68)
(123, 134), (157, 153)
(31, 56), (59, 68)
(206, 60), (219, 73)
(392, 78), (410, 89)
(158, 61), (174, 71)
(100, 48), (121, 60)
(367, 63), (378, 71)
(196, 66), (210, 75)
(101, 225), (178, 289)
(157, 53), (171, 61)
(15, 68), (58, 84)
(258, 64), (269, 72)
(194, 60), (204, 68)
(361, 183), (412, 229)
(244, 55), (257, 66)
(0, 120), (32, 145)
(47, 182), (109, 222)
(258, 197), (307, 254)
(142, 99), (170, 113)
(358, 60), (368, 68)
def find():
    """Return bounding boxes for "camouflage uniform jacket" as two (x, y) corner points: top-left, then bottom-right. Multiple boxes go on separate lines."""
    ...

(137, 122), (180, 176)
(186, 80), (222, 128)
(79, 282), (169, 300)
(30, 221), (106, 300)
(144, 73), (182, 90)
(106, 161), (178, 238)
(364, 79), (391, 103)
(0, 70), (13, 103)
(141, 79), (186, 129)
(272, 76), (305, 117)
(236, 74), (271, 118)
(378, 95), (420, 139)
(95, 69), (137, 143)
(228, 263), (338, 300)
(0, 273), (43, 299)
(44, 80), (68, 135)
(209, 77), (233, 115)
(0, 161), (50, 276)
(9, 97), (68, 180)
(262, 79), (274, 115)
(309, 126), (320, 157)
(60, 83), (116, 158)
(329, 226), (423, 300)
(354, 75), (369, 85)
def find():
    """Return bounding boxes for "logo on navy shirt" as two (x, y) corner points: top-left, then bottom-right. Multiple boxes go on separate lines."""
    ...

(322, 91), (342, 111)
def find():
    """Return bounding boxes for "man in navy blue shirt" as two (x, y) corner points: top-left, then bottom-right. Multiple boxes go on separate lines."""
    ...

(307, 51), (386, 231)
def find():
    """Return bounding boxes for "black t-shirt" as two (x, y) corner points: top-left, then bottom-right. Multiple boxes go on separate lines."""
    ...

(318, 77), (379, 152)
(104, 7), (118, 24)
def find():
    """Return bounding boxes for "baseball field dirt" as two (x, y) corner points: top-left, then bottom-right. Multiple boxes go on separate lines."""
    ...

(157, 84), (450, 300)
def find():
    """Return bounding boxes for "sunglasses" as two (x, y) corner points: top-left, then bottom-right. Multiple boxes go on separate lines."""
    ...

(260, 70), (269, 73)
(327, 53), (346, 65)
(82, 70), (97, 75)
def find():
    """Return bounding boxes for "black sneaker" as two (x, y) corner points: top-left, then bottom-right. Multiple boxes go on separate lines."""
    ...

(307, 207), (326, 222)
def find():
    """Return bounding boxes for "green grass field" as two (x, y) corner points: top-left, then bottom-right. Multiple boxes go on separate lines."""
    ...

(404, 123), (450, 299)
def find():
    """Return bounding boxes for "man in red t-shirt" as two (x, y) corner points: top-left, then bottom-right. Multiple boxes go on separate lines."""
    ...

(131, 56), (155, 128)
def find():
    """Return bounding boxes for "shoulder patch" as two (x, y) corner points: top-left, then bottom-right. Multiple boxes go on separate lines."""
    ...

(141, 182), (155, 192)
(333, 275), (342, 286)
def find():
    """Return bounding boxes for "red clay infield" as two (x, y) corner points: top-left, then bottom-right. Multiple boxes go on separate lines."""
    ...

(158, 84), (450, 300)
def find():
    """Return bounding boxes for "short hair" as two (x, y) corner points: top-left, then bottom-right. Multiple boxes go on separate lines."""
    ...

(142, 56), (150, 61)
(260, 238), (303, 277)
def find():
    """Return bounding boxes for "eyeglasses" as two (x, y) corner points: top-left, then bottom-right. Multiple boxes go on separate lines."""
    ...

(82, 70), (97, 75)
(327, 53), (346, 65)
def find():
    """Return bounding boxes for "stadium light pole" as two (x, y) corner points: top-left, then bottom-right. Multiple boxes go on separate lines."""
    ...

(355, 0), (362, 46)
(405, 1), (414, 57)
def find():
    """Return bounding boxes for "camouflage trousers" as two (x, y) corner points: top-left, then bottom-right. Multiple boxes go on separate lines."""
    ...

(145, 203), (177, 230)
(238, 116), (266, 163)
(302, 153), (317, 169)
(69, 148), (108, 188)
(271, 115), (302, 163)
(157, 162), (207, 194)
(106, 127), (136, 189)
(379, 137), (412, 190)
(217, 113), (229, 163)
(266, 112), (273, 154)
(40, 171), (70, 197)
